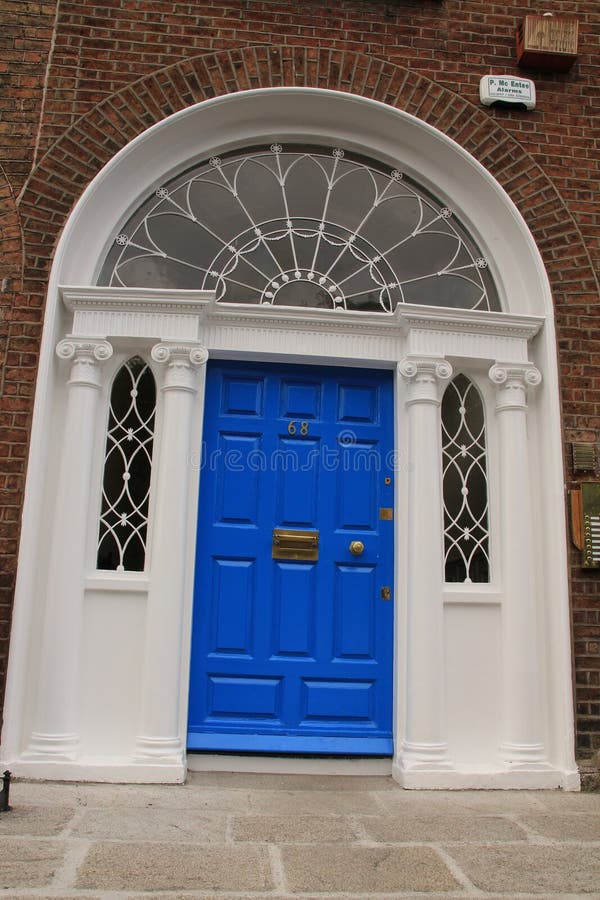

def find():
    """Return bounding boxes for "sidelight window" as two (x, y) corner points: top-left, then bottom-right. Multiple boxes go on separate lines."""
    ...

(442, 374), (490, 583)
(97, 356), (156, 572)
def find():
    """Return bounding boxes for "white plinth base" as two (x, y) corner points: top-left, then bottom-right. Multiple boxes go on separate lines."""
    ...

(4, 757), (186, 784)
(392, 760), (580, 791)
(2, 752), (580, 789)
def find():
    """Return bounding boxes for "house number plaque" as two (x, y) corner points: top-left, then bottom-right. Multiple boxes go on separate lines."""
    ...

(288, 420), (309, 435)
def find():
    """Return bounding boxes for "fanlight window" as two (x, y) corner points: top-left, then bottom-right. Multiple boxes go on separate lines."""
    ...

(97, 357), (156, 572)
(99, 145), (499, 313)
(442, 374), (490, 583)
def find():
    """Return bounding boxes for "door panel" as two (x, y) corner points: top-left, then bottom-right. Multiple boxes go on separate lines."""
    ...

(188, 361), (394, 755)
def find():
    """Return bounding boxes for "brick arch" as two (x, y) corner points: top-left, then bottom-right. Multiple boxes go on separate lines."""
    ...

(18, 45), (597, 303)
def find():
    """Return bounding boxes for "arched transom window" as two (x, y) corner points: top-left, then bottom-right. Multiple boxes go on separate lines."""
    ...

(100, 145), (499, 313)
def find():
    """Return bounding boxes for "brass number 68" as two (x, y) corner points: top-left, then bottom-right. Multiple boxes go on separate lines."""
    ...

(288, 420), (309, 435)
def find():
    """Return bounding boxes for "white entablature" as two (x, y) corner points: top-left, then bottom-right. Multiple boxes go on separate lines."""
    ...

(60, 285), (542, 366)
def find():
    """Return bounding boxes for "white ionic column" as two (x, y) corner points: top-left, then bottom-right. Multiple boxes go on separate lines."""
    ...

(489, 362), (547, 767)
(26, 337), (113, 759)
(134, 342), (208, 762)
(398, 356), (453, 771)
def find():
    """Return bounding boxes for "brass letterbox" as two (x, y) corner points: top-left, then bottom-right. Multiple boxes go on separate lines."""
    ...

(272, 528), (319, 562)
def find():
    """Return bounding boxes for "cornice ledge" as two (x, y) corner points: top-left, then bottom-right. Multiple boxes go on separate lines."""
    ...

(397, 303), (544, 340)
(205, 302), (402, 336)
(59, 290), (544, 341)
(60, 285), (215, 314)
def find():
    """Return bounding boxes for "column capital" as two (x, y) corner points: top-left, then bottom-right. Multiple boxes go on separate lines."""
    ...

(398, 356), (453, 405)
(56, 337), (113, 388)
(151, 342), (208, 392)
(488, 362), (542, 412)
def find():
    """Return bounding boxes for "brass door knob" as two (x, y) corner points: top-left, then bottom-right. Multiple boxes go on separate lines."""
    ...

(349, 540), (365, 556)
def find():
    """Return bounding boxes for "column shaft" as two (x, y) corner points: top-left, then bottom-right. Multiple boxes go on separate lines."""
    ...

(27, 338), (113, 759)
(134, 343), (208, 761)
(490, 363), (546, 765)
(398, 356), (452, 769)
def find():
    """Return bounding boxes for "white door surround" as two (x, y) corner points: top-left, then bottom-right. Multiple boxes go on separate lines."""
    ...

(1, 88), (579, 788)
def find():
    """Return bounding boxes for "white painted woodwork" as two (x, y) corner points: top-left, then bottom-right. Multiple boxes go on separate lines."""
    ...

(489, 363), (548, 767)
(24, 339), (113, 760)
(0, 89), (579, 789)
(134, 343), (208, 766)
(396, 357), (453, 780)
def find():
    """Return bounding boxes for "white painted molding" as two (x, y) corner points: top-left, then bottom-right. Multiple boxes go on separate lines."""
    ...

(24, 335), (114, 763)
(134, 342), (208, 764)
(61, 285), (215, 312)
(60, 286), (215, 342)
(58, 288), (545, 366)
(151, 342), (209, 392)
(489, 362), (542, 411)
(84, 575), (149, 593)
(2, 89), (576, 789)
(397, 354), (453, 774)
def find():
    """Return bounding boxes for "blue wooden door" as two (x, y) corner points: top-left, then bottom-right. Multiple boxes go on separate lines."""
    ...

(187, 361), (394, 754)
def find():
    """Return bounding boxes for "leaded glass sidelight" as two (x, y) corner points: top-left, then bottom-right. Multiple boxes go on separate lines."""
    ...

(99, 145), (499, 313)
(442, 374), (490, 583)
(97, 357), (156, 572)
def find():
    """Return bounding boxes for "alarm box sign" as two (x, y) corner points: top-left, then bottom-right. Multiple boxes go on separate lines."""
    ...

(480, 75), (536, 110)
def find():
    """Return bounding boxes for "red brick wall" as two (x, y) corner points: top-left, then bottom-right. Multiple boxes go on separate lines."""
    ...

(1, 0), (599, 756)
(0, 0), (57, 714)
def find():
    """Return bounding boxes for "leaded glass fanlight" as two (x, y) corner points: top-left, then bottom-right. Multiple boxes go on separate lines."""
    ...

(442, 375), (490, 583)
(97, 357), (156, 572)
(99, 145), (499, 312)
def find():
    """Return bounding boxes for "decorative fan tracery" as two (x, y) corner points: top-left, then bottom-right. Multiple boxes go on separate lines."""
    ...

(100, 146), (499, 313)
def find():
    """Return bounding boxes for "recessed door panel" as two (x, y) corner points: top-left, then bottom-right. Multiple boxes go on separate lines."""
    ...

(334, 564), (376, 660)
(211, 558), (254, 656)
(301, 679), (375, 723)
(275, 437), (320, 526)
(280, 380), (321, 419)
(338, 384), (379, 423)
(221, 376), (264, 416)
(188, 361), (394, 755)
(272, 562), (316, 658)
(215, 433), (261, 525)
(336, 442), (378, 531)
(207, 676), (282, 720)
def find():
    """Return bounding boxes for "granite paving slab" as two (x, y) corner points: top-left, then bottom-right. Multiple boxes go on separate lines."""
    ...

(280, 844), (460, 893)
(75, 841), (273, 892)
(358, 812), (528, 843)
(72, 807), (229, 842)
(375, 787), (547, 815)
(247, 787), (382, 815)
(3, 775), (600, 898)
(0, 804), (75, 835)
(233, 812), (357, 843)
(518, 812), (600, 841)
(0, 837), (67, 889)
(447, 844), (600, 894)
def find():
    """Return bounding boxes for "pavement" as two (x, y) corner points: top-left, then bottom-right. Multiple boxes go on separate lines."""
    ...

(0, 771), (600, 898)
